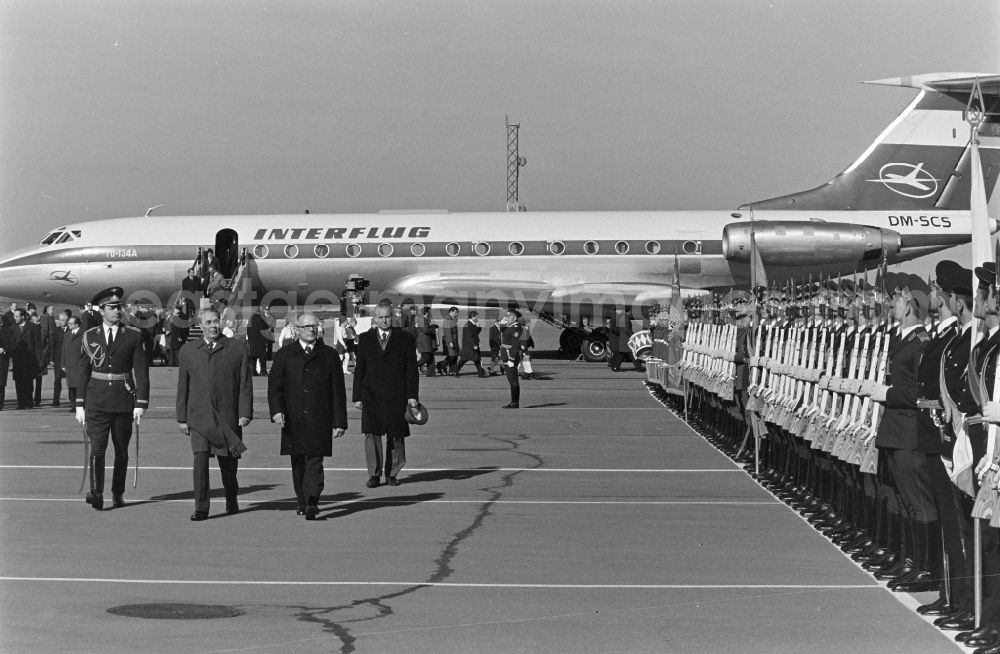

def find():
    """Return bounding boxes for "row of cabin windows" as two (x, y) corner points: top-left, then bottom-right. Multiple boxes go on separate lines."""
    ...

(252, 239), (694, 260)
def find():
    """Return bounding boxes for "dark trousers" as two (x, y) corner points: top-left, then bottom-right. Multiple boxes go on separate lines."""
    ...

(365, 433), (406, 478)
(417, 352), (435, 376)
(13, 372), (33, 409)
(504, 365), (520, 404)
(33, 375), (43, 406)
(0, 355), (8, 406)
(454, 354), (484, 375)
(52, 371), (62, 405)
(251, 355), (268, 376)
(884, 447), (937, 522)
(86, 410), (133, 496)
(66, 386), (77, 407)
(609, 350), (639, 371)
(290, 454), (324, 508)
(193, 452), (239, 513)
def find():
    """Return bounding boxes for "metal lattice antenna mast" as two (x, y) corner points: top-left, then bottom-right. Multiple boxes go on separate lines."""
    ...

(506, 115), (526, 212)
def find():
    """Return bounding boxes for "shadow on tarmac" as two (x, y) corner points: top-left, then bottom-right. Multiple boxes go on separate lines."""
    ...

(315, 492), (445, 520)
(399, 467), (498, 483)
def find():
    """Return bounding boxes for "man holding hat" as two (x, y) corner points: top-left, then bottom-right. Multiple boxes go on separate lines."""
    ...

(75, 287), (150, 510)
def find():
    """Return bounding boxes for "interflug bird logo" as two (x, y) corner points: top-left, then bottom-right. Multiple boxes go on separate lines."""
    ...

(49, 270), (79, 286)
(867, 163), (940, 199)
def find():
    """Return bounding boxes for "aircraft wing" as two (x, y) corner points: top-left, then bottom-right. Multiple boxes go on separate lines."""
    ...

(389, 272), (555, 297)
(389, 274), (677, 306)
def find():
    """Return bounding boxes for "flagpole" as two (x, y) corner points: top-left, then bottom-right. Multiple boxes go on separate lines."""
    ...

(967, 77), (988, 630)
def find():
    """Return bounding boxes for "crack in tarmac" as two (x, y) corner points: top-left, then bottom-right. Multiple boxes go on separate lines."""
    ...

(267, 432), (544, 653)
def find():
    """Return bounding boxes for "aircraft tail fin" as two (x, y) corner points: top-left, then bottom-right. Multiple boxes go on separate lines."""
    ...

(748, 73), (1000, 211)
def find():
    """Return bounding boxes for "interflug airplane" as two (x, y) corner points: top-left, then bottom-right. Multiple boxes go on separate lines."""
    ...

(1, 72), (998, 357)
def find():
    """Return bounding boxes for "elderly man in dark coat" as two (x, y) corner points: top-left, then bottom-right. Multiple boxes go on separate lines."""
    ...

(247, 306), (272, 376)
(176, 308), (252, 521)
(353, 299), (420, 488)
(608, 305), (640, 372)
(267, 312), (347, 520)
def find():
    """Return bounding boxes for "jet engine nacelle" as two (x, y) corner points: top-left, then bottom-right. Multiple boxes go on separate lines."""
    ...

(721, 221), (901, 267)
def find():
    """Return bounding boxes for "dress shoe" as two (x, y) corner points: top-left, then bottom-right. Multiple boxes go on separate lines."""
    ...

(852, 545), (887, 563)
(478, 371), (489, 378)
(51, 401), (60, 407)
(863, 552), (898, 573)
(366, 476), (380, 488)
(874, 558), (913, 581)
(190, 511), (208, 521)
(304, 505), (318, 520)
(387, 476), (400, 486)
(936, 609), (976, 631)
(112, 494), (125, 508)
(975, 642), (1000, 654)
(296, 503), (305, 516)
(502, 402), (519, 409)
(226, 501), (239, 515)
(916, 597), (954, 615)
(841, 536), (874, 554)
(890, 570), (937, 593)
(85, 492), (103, 511)
(964, 624), (1000, 648)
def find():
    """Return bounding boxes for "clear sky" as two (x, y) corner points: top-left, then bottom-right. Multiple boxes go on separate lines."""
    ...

(1, 0), (998, 276)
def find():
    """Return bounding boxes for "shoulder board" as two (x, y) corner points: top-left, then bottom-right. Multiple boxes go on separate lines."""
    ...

(126, 325), (141, 333)
(84, 326), (101, 336)
(916, 330), (930, 342)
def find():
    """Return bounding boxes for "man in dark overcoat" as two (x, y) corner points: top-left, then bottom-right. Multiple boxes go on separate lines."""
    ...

(61, 315), (84, 410)
(10, 309), (41, 409)
(75, 287), (149, 511)
(453, 310), (488, 377)
(415, 306), (438, 377)
(353, 299), (419, 488)
(180, 267), (202, 316)
(49, 310), (66, 406)
(176, 308), (252, 521)
(268, 312), (347, 519)
(608, 304), (640, 371)
(247, 306), (271, 376)
(437, 306), (459, 375)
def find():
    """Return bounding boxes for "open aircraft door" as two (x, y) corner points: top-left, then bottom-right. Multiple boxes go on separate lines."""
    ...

(215, 229), (239, 278)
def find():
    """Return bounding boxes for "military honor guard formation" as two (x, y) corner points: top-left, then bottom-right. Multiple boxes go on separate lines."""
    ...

(644, 256), (1000, 653)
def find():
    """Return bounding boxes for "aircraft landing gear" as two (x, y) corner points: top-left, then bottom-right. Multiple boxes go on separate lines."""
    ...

(559, 329), (583, 356)
(580, 337), (609, 362)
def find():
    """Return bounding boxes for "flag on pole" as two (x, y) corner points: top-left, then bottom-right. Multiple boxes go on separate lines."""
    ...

(952, 79), (990, 496)
(664, 248), (686, 394)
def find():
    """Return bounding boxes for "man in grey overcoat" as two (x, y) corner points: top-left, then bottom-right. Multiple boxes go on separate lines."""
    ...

(176, 308), (252, 521)
(267, 312), (347, 520)
(353, 299), (420, 488)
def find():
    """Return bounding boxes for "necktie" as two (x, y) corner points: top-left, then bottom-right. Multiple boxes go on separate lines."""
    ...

(304, 345), (312, 355)
(107, 328), (115, 346)
(380, 331), (388, 347)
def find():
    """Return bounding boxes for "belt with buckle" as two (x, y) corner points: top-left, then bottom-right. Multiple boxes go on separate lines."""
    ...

(91, 372), (128, 381)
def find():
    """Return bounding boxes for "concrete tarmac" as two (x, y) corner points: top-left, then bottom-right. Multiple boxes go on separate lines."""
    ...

(0, 353), (960, 653)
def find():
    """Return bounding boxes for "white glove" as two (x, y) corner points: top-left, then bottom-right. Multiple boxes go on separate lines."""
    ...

(75, 407), (86, 425)
(133, 407), (145, 425)
(983, 401), (1000, 424)
(870, 383), (889, 403)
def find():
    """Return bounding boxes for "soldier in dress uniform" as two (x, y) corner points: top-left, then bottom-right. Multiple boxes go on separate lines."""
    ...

(949, 262), (1000, 640)
(74, 287), (149, 510)
(499, 309), (526, 409)
(859, 278), (933, 591)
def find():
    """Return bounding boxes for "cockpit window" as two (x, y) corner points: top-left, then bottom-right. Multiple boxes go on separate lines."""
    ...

(39, 228), (79, 245)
